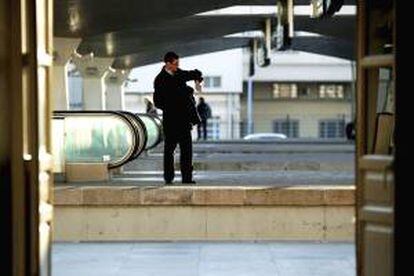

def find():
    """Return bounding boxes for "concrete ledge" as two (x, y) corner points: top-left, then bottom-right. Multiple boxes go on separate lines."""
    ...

(65, 163), (109, 182)
(54, 185), (355, 206)
(54, 206), (354, 242)
(53, 185), (355, 242)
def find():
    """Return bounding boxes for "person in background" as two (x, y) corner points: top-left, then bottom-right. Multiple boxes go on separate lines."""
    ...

(153, 51), (203, 184)
(345, 120), (355, 140)
(144, 98), (158, 116)
(196, 97), (212, 140)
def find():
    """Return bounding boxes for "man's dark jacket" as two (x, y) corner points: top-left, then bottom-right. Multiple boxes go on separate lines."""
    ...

(153, 67), (202, 136)
(197, 102), (212, 121)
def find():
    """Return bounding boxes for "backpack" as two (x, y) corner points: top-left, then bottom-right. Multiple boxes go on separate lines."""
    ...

(206, 104), (212, 119)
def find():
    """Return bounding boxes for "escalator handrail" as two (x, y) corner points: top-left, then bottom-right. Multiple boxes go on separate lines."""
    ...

(118, 110), (148, 162)
(135, 113), (164, 150)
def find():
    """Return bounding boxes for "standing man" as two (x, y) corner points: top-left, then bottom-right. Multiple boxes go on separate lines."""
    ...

(196, 97), (212, 140)
(153, 51), (203, 184)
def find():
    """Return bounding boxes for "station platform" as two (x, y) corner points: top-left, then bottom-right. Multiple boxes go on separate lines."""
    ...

(53, 141), (356, 242)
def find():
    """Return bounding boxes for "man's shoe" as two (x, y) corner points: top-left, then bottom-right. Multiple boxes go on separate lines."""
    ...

(165, 180), (173, 185)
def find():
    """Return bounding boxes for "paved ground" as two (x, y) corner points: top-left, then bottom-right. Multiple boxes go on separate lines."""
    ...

(110, 170), (354, 186)
(56, 141), (355, 187)
(151, 140), (355, 154)
(118, 143), (356, 186)
(52, 241), (356, 276)
(124, 152), (355, 172)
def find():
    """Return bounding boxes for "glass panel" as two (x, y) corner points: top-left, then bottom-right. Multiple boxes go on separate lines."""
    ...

(63, 115), (134, 164)
(291, 84), (297, 98)
(273, 84), (297, 98)
(138, 114), (161, 149)
(273, 119), (299, 138)
(319, 119), (345, 138)
(120, 112), (147, 159)
(319, 84), (344, 99)
(204, 77), (212, 88)
(377, 68), (394, 113)
(204, 76), (221, 88)
(367, 0), (394, 55)
(213, 76), (221, 88)
(273, 84), (280, 98)
(51, 118), (65, 173)
(365, 66), (394, 154)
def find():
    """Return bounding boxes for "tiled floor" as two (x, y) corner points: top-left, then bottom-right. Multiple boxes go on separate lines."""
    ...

(52, 241), (355, 276)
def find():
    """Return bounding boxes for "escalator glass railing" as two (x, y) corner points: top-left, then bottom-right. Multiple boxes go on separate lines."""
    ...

(53, 111), (136, 169)
(52, 111), (164, 171)
(135, 113), (163, 150)
(118, 111), (147, 161)
(65, 115), (134, 163)
(52, 117), (65, 173)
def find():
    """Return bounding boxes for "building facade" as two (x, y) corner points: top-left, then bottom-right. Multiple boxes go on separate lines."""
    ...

(241, 49), (355, 138)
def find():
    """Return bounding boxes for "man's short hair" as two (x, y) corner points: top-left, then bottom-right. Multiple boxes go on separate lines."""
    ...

(164, 51), (179, 63)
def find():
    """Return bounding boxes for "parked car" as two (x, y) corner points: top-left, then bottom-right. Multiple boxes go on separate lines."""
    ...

(243, 133), (287, 140)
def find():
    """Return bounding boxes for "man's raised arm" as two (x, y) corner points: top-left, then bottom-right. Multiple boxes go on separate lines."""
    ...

(176, 68), (203, 82)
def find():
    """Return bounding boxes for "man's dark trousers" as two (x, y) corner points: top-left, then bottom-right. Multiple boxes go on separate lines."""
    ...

(163, 130), (193, 183)
(197, 119), (207, 140)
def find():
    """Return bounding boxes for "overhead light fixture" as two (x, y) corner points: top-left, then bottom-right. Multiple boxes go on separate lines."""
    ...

(73, 49), (82, 58)
(108, 66), (116, 73)
(73, 49), (94, 59)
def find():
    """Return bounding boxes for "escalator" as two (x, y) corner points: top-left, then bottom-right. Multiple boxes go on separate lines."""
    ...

(52, 111), (163, 173)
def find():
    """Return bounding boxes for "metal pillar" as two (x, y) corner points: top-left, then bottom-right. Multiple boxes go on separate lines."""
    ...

(247, 77), (254, 135)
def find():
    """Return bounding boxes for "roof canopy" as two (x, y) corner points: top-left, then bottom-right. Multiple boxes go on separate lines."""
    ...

(55, 0), (356, 69)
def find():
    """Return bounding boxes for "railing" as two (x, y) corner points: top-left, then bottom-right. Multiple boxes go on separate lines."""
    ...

(134, 113), (163, 150)
(52, 111), (163, 172)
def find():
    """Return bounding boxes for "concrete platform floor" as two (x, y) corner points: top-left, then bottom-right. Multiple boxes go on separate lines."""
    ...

(52, 241), (356, 276)
(155, 140), (355, 154)
(110, 170), (354, 186)
(124, 152), (355, 172)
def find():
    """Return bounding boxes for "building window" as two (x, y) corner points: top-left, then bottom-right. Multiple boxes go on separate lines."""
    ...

(319, 119), (346, 138)
(297, 83), (319, 99)
(273, 84), (298, 98)
(204, 76), (221, 88)
(319, 84), (344, 99)
(273, 118), (299, 138)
